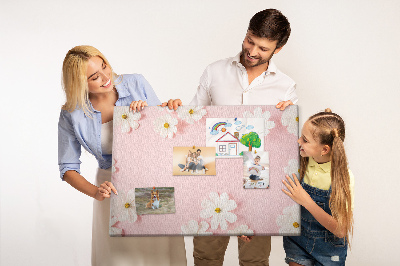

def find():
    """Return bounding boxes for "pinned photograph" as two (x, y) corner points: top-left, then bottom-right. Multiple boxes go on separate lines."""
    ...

(173, 147), (216, 175)
(243, 151), (269, 189)
(135, 187), (176, 215)
(206, 118), (265, 157)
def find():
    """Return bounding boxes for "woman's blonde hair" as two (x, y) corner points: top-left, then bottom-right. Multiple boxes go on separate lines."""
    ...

(299, 108), (353, 246)
(61, 45), (114, 116)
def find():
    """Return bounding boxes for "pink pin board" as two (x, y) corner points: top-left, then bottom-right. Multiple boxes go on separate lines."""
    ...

(110, 105), (300, 236)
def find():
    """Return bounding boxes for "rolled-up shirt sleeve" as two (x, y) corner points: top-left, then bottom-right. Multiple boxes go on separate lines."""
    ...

(58, 110), (81, 180)
(189, 67), (212, 106)
(284, 83), (298, 104)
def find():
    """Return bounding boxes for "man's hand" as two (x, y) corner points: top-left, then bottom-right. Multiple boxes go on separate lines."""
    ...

(238, 235), (254, 243)
(276, 100), (293, 111)
(160, 99), (182, 110)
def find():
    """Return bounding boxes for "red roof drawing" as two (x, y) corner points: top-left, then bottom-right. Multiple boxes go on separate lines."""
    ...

(216, 132), (240, 142)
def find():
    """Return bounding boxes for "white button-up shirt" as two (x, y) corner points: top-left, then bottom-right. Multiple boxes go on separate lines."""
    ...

(190, 53), (297, 106)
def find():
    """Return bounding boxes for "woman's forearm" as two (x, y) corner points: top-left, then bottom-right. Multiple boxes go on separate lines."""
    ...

(63, 170), (98, 199)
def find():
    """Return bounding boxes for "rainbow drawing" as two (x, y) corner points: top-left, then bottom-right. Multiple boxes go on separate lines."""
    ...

(248, 166), (261, 174)
(211, 122), (227, 131)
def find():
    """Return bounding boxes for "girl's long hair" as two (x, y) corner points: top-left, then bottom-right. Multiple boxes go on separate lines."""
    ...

(299, 108), (353, 246)
(61, 45), (115, 117)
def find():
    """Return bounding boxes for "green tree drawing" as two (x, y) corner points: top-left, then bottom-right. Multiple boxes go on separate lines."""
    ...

(240, 132), (261, 151)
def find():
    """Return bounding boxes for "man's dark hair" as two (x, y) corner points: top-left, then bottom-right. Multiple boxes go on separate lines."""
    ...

(248, 9), (291, 48)
(197, 149), (201, 152)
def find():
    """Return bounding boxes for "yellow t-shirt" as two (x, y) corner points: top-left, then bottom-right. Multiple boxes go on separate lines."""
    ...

(303, 157), (354, 210)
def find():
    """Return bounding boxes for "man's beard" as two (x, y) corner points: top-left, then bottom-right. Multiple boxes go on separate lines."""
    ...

(241, 46), (275, 68)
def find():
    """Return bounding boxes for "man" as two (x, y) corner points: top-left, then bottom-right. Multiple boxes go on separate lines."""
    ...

(165, 9), (296, 265)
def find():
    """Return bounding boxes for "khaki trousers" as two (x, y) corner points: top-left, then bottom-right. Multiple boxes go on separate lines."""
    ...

(193, 236), (271, 266)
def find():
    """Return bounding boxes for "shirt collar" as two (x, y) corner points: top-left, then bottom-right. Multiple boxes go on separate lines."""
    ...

(232, 52), (277, 75)
(308, 156), (331, 173)
(231, 52), (242, 64)
(266, 60), (277, 74)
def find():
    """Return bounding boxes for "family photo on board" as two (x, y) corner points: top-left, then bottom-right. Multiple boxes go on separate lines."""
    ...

(173, 147), (216, 176)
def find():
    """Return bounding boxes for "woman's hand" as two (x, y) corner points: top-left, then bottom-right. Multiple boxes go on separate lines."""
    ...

(160, 99), (182, 110)
(94, 181), (118, 201)
(130, 100), (148, 112)
(238, 235), (253, 243)
(282, 174), (313, 207)
(275, 100), (293, 111)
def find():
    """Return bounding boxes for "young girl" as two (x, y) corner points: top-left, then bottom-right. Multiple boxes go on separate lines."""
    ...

(282, 108), (354, 265)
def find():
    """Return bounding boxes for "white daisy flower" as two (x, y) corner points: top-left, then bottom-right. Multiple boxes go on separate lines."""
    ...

(264, 120), (275, 135)
(177, 106), (207, 124)
(228, 224), (254, 235)
(181, 220), (213, 236)
(153, 114), (178, 138)
(117, 107), (141, 133)
(114, 189), (137, 223)
(281, 105), (299, 136)
(200, 192), (237, 230)
(243, 107), (267, 118)
(243, 107), (275, 135)
(109, 216), (123, 236)
(284, 159), (300, 180)
(276, 204), (301, 234)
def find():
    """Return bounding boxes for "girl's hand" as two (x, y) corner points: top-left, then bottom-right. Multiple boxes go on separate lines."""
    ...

(275, 100), (293, 111)
(130, 100), (148, 112)
(238, 235), (253, 243)
(95, 181), (118, 201)
(282, 174), (313, 207)
(160, 99), (182, 110)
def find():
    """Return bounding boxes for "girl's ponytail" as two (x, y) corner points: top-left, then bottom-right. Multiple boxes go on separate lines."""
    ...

(330, 129), (353, 246)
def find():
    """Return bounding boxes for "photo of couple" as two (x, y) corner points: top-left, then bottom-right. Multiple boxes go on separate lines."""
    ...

(173, 147), (216, 176)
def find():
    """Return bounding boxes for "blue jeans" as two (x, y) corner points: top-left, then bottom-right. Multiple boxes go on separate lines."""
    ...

(283, 182), (347, 265)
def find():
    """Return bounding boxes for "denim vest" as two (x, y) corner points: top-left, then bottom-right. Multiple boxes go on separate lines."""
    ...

(286, 182), (348, 265)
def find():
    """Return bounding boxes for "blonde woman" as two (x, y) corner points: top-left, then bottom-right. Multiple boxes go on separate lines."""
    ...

(58, 45), (186, 266)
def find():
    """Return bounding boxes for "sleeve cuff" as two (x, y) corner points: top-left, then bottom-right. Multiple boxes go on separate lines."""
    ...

(60, 164), (81, 180)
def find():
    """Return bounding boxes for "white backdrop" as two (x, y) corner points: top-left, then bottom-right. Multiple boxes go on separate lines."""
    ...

(1, 0), (399, 265)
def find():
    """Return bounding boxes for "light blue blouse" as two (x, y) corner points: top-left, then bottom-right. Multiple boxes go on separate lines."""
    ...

(58, 74), (161, 179)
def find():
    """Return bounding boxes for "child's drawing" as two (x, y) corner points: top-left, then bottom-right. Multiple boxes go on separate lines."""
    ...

(206, 118), (264, 157)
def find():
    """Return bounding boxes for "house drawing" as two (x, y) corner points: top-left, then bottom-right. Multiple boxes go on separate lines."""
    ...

(215, 132), (240, 156)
